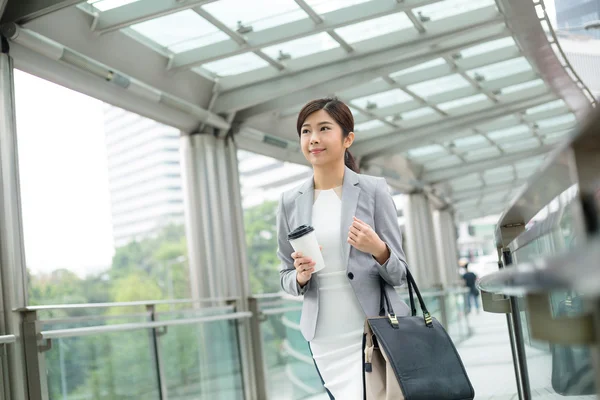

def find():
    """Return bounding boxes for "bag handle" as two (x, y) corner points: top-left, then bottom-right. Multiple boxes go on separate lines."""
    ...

(379, 268), (433, 328)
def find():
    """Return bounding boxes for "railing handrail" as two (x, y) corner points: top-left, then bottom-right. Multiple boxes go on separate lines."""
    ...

(0, 334), (16, 345)
(478, 236), (600, 296)
(39, 311), (252, 340)
(18, 297), (240, 312)
(495, 106), (600, 249)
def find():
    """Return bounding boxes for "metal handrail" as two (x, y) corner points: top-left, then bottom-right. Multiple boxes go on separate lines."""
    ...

(261, 306), (302, 316)
(19, 297), (241, 312)
(0, 334), (16, 345)
(39, 311), (252, 340)
(478, 236), (600, 296)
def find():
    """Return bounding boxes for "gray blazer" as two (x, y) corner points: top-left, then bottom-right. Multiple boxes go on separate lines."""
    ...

(277, 167), (410, 341)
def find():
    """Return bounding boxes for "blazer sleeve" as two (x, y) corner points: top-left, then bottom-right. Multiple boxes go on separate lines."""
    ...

(277, 193), (310, 296)
(373, 178), (408, 287)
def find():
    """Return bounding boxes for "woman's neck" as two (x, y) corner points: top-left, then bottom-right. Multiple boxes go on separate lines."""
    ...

(313, 162), (345, 190)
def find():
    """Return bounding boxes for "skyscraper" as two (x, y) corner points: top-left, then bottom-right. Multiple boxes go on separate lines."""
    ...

(102, 104), (184, 247)
(555, 0), (600, 39)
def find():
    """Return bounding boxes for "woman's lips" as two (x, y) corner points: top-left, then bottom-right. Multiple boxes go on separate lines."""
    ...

(310, 149), (325, 154)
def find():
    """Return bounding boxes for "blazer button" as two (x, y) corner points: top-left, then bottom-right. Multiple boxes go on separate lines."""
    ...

(347, 272), (354, 280)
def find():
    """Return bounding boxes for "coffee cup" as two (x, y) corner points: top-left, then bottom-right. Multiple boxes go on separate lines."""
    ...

(287, 225), (325, 273)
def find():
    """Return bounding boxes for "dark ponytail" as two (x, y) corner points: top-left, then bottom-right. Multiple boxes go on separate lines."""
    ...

(344, 149), (359, 173)
(297, 97), (360, 173)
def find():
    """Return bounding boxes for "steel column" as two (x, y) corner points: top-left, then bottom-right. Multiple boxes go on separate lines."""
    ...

(180, 132), (264, 399)
(432, 209), (459, 288)
(403, 193), (441, 288)
(0, 36), (28, 400)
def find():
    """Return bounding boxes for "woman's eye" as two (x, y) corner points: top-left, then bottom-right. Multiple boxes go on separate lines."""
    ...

(302, 129), (310, 134)
(321, 126), (330, 131)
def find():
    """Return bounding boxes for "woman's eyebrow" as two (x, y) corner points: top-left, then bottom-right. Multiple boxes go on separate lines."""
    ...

(302, 121), (333, 128)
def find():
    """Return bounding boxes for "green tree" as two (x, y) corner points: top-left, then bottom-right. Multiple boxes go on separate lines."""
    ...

(243, 200), (281, 294)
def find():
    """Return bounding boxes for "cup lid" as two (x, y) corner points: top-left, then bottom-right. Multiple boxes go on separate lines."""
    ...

(287, 225), (314, 240)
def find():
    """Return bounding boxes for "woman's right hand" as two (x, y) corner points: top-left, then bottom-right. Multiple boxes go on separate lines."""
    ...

(292, 251), (315, 287)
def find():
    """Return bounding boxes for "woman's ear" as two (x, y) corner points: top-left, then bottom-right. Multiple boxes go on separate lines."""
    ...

(345, 132), (355, 148)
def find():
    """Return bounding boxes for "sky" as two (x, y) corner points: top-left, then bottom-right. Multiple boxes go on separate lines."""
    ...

(14, 70), (115, 277)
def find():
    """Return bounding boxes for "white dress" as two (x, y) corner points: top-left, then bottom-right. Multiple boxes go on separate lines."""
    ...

(309, 187), (365, 399)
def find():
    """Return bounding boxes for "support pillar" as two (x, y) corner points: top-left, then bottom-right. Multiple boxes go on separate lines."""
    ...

(403, 193), (441, 288)
(432, 208), (460, 288)
(0, 36), (29, 400)
(180, 132), (261, 399)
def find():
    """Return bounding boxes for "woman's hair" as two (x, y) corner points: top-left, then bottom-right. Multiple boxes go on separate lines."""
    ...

(296, 97), (360, 173)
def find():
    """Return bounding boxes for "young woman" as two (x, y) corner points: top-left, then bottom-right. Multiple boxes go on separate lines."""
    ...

(276, 98), (411, 399)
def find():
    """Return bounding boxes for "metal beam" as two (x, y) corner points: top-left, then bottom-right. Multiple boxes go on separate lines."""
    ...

(213, 10), (505, 113)
(352, 92), (556, 159)
(91, 0), (217, 34)
(20, 6), (216, 112)
(238, 30), (513, 120)
(169, 0), (440, 70)
(457, 206), (506, 221)
(452, 180), (526, 202)
(216, 6), (504, 93)
(423, 145), (554, 183)
(0, 0), (81, 23)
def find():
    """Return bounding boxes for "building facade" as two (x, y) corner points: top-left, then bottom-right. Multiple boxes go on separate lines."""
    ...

(555, 0), (600, 39)
(102, 104), (184, 247)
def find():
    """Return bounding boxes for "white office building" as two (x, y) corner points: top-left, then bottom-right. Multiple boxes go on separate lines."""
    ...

(102, 104), (184, 247)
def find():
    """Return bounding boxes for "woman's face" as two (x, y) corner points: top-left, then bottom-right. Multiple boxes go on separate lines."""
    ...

(300, 109), (354, 168)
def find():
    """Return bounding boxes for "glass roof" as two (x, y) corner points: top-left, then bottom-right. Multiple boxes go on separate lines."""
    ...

(75, 0), (594, 220)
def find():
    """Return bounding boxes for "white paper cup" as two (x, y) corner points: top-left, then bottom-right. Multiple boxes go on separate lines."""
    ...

(288, 225), (326, 273)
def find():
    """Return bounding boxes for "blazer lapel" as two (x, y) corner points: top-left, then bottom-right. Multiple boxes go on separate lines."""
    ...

(295, 176), (314, 228)
(340, 167), (361, 270)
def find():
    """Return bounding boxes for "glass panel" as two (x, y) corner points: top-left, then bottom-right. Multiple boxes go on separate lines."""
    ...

(467, 57), (532, 81)
(424, 155), (463, 170)
(500, 79), (545, 95)
(46, 332), (160, 399)
(407, 144), (446, 158)
(401, 107), (436, 120)
(487, 124), (530, 140)
(201, 53), (270, 77)
(500, 138), (540, 152)
(159, 316), (244, 399)
(438, 94), (488, 111)
(413, 0), (496, 21)
(88, 0), (140, 11)
(15, 72), (191, 304)
(463, 147), (501, 161)
(543, 130), (571, 144)
(525, 99), (566, 114)
(453, 134), (487, 148)
(537, 114), (577, 129)
(262, 33), (339, 60)
(459, 37), (516, 58)
(202, 0), (307, 32)
(131, 10), (228, 53)
(390, 58), (447, 78)
(511, 192), (596, 398)
(335, 12), (414, 44)
(259, 297), (325, 399)
(350, 89), (413, 109)
(355, 120), (385, 131)
(305, 0), (373, 14)
(407, 74), (471, 98)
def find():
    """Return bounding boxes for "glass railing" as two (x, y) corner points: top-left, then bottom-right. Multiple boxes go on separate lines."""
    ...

(20, 300), (250, 400)
(480, 106), (600, 399)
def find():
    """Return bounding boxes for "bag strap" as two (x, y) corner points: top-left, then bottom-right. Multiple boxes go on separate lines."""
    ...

(379, 268), (433, 328)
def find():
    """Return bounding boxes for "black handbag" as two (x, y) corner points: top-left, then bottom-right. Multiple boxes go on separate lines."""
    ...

(363, 269), (475, 400)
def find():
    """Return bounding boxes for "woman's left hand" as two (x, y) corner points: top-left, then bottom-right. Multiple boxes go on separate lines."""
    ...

(348, 217), (387, 259)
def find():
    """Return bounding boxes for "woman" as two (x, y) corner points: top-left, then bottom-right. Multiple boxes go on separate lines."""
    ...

(276, 98), (411, 399)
